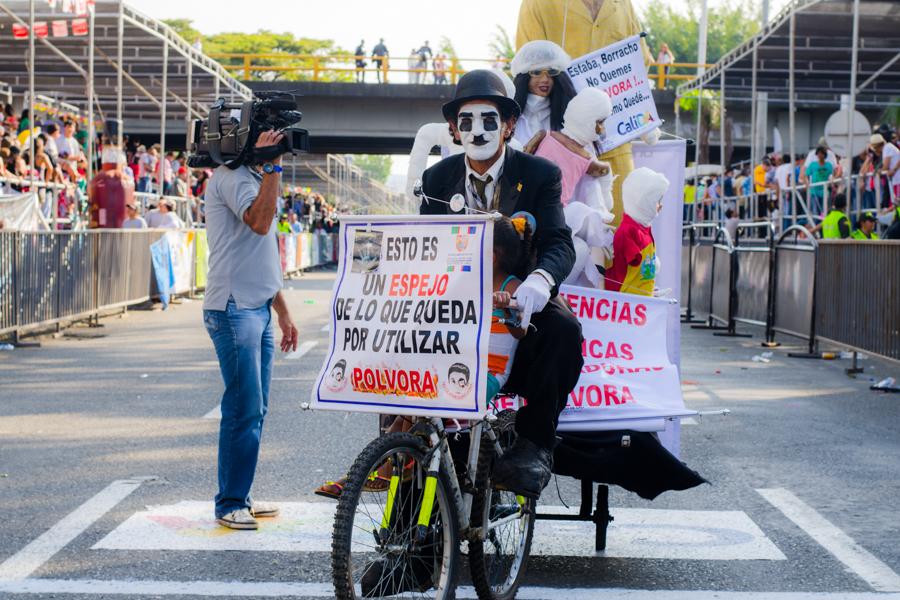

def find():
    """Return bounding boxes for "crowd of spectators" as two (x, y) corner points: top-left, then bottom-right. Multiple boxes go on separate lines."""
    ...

(684, 122), (900, 240)
(275, 188), (340, 234)
(0, 102), (89, 223)
(0, 99), (342, 234)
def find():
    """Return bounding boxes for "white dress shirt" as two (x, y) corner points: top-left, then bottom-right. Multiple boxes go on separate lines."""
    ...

(463, 147), (506, 212)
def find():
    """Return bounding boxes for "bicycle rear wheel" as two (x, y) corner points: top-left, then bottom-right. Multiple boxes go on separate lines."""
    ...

(468, 411), (535, 600)
(332, 431), (460, 600)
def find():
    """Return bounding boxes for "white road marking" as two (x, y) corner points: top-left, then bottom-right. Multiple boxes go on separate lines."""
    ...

(534, 505), (785, 560)
(93, 501), (335, 552)
(1, 579), (899, 599)
(202, 405), (221, 420)
(758, 488), (900, 592)
(92, 501), (783, 560)
(0, 478), (150, 581)
(285, 340), (318, 360)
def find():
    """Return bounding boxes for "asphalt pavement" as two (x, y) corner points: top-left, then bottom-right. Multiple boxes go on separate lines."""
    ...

(1, 268), (899, 599)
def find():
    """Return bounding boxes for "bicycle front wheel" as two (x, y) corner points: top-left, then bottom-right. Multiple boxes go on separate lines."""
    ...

(332, 431), (460, 600)
(468, 411), (535, 600)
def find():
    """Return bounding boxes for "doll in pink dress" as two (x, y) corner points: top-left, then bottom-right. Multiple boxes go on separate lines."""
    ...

(527, 87), (616, 288)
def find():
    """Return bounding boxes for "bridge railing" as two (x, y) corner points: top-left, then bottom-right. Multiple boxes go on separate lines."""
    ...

(208, 52), (708, 88)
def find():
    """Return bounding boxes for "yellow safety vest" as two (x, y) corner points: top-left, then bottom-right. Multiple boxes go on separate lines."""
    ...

(683, 185), (696, 205)
(850, 230), (878, 240)
(822, 210), (849, 239)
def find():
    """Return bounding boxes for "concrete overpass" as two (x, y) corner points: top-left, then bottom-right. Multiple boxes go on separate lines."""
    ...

(247, 81), (690, 155)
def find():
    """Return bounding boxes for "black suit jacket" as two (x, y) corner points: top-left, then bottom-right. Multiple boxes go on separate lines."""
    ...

(419, 148), (575, 294)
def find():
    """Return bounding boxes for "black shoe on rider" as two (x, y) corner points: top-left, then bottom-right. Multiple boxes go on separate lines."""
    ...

(491, 436), (553, 499)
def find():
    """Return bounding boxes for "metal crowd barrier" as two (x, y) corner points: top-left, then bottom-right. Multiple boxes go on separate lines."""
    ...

(771, 226), (818, 355)
(0, 228), (339, 342)
(683, 222), (900, 363)
(814, 240), (900, 361)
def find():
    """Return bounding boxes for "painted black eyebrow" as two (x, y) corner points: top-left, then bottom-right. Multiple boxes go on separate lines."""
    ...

(458, 112), (474, 117)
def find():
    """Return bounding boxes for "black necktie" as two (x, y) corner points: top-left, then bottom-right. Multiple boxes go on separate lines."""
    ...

(470, 174), (493, 208)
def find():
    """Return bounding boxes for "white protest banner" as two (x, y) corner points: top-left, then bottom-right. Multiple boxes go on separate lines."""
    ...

(634, 139), (687, 369)
(635, 139), (688, 455)
(312, 215), (493, 418)
(556, 285), (694, 432)
(566, 35), (661, 154)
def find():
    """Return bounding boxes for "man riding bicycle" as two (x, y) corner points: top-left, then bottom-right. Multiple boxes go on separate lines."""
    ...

(420, 69), (584, 500)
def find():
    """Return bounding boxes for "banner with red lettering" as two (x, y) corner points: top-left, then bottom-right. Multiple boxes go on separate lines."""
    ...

(566, 35), (661, 154)
(556, 285), (694, 431)
(312, 215), (493, 418)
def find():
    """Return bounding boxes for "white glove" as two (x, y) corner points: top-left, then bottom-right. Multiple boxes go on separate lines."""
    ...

(640, 128), (661, 146)
(513, 272), (552, 332)
(653, 287), (672, 298)
(597, 171), (615, 216)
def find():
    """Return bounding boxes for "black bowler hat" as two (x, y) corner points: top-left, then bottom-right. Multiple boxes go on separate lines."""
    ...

(441, 70), (521, 122)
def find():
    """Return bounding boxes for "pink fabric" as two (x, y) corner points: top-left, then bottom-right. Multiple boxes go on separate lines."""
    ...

(535, 134), (591, 206)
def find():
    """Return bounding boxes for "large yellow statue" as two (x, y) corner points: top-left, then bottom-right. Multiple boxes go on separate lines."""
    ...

(517, 0), (653, 225)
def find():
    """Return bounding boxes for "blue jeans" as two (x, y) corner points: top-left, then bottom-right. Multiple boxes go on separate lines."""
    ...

(203, 297), (274, 518)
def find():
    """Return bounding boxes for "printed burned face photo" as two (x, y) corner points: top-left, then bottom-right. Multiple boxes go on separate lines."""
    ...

(351, 230), (383, 273)
(444, 362), (473, 400)
(326, 359), (348, 392)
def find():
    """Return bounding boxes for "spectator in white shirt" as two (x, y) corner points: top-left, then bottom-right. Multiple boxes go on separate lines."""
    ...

(122, 202), (147, 229)
(288, 211), (302, 233)
(869, 133), (900, 195)
(44, 123), (61, 163)
(145, 198), (183, 229)
(136, 145), (156, 193)
(57, 120), (82, 180)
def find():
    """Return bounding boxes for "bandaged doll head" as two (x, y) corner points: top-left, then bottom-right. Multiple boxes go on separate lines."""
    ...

(455, 101), (507, 161)
(510, 40), (571, 77)
(561, 87), (613, 147)
(623, 167), (669, 226)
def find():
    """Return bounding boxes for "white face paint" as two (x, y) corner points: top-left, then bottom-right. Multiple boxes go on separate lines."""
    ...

(456, 102), (503, 161)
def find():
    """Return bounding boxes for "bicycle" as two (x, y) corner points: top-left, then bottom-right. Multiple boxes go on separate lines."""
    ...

(330, 404), (535, 600)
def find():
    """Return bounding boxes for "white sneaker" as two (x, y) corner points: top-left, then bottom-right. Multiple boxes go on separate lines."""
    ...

(216, 508), (258, 530)
(250, 501), (280, 518)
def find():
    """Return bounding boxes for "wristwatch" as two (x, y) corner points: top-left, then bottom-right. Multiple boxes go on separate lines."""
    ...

(262, 163), (283, 175)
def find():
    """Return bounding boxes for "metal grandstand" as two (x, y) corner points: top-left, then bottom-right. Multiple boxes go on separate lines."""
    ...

(676, 0), (899, 178)
(0, 0), (250, 123)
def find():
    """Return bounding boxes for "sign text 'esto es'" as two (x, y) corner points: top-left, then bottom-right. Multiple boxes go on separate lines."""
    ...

(313, 219), (493, 418)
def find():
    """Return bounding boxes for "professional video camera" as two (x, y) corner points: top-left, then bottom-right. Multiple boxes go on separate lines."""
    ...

(187, 91), (310, 169)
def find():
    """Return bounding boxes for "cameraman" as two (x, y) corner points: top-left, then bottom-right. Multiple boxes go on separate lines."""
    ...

(202, 130), (299, 530)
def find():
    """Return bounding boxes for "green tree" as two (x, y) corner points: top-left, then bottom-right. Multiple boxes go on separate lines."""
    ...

(642, 0), (760, 68)
(488, 25), (515, 63)
(352, 155), (393, 183)
(162, 19), (350, 82)
(163, 19), (201, 45)
(881, 100), (900, 130)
